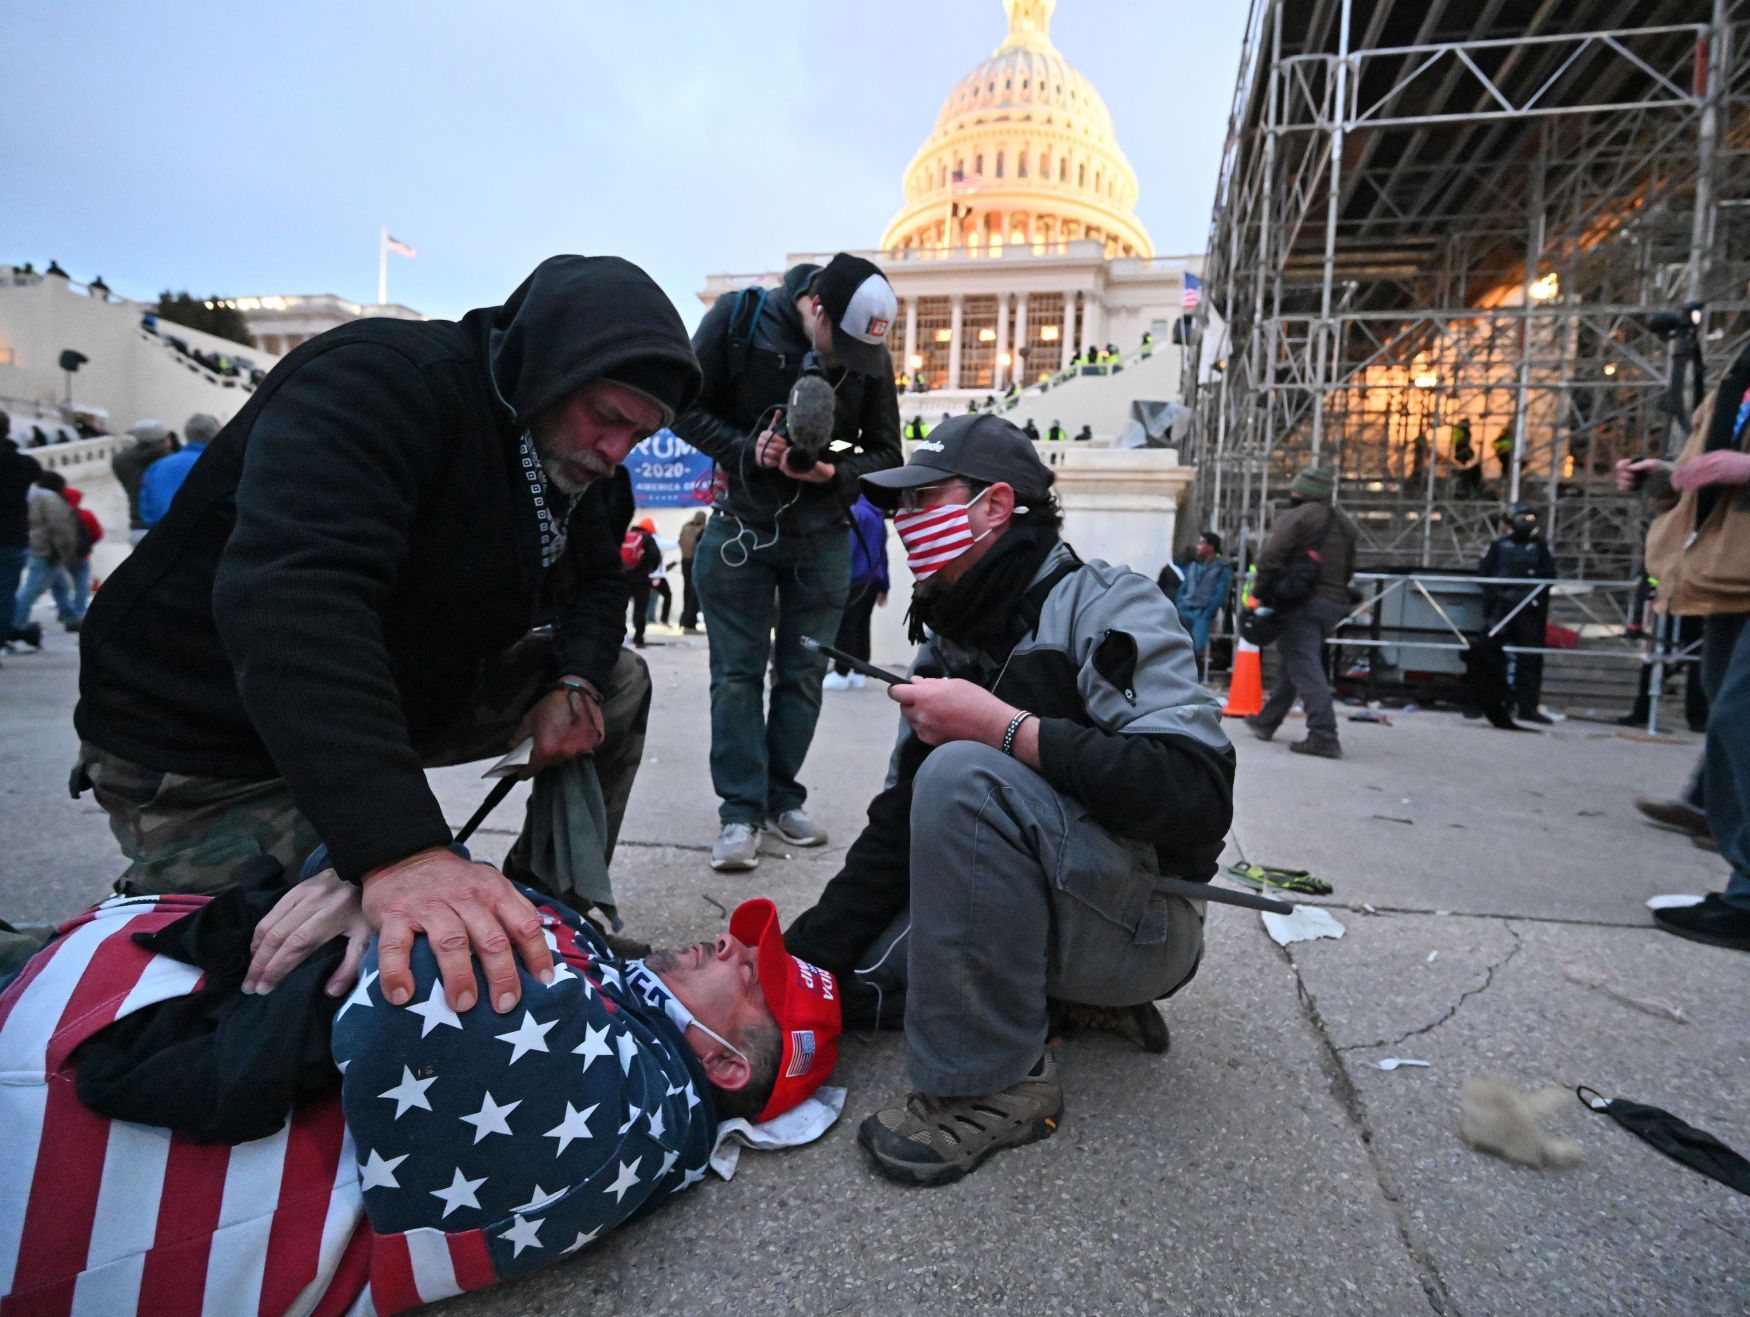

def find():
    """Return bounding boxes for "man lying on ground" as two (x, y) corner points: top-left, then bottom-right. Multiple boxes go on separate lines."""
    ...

(0, 863), (839, 1315)
(784, 414), (1234, 1186)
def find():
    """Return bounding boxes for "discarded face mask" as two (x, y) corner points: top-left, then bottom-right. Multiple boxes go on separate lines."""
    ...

(1460, 1079), (1584, 1169)
(1578, 1087), (1750, 1196)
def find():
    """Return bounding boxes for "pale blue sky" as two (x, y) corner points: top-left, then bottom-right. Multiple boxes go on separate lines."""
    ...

(2, 1), (1249, 326)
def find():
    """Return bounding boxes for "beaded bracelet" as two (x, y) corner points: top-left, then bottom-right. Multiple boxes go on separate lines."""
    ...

(1001, 710), (1035, 757)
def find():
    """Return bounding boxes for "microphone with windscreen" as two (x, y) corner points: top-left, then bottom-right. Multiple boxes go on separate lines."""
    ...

(778, 355), (836, 473)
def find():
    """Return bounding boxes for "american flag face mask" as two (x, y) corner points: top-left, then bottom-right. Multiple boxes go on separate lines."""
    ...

(893, 486), (1026, 581)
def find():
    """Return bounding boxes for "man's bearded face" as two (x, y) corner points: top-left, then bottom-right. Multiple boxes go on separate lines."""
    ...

(531, 379), (664, 495)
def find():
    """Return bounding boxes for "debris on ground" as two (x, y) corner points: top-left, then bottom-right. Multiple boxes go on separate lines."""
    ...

(1560, 962), (1688, 1023)
(1228, 862), (1333, 896)
(1349, 709), (1392, 725)
(1371, 814), (1415, 825)
(1578, 1087), (1750, 1196)
(1372, 1058), (1432, 1071)
(1261, 905), (1346, 946)
(1460, 1079), (1584, 1169)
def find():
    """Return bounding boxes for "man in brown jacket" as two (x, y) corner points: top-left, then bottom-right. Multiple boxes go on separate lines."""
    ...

(1246, 464), (1359, 758)
(1620, 352), (1750, 950)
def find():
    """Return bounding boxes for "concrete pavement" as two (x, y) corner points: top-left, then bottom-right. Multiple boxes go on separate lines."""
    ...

(2, 621), (1745, 1314)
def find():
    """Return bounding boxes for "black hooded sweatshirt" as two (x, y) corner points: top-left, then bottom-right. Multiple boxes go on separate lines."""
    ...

(75, 256), (701, 881)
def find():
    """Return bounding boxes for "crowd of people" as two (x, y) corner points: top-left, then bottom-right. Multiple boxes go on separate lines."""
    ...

(1, 247), (1743, 1314)
(140, 312), (266, 385)
(0, 253), (1237, 1314)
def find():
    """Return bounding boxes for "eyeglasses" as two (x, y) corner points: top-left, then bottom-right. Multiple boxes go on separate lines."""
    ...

(897, 479), (972, 513)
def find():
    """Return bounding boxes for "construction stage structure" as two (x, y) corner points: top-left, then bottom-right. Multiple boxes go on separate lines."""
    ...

(1182, 0), (1750, 585)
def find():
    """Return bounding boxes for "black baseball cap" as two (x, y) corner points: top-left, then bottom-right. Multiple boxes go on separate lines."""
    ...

(861, 413), (1055, 509)
(810, 253), (898, 376)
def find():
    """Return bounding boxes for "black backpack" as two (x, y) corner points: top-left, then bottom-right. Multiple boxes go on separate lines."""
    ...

(724, 287), (770, 378)
(1259, 505), (1333, 610)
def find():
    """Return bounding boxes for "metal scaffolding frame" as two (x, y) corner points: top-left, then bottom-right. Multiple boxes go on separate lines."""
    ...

(1182, 0), (1750, 584)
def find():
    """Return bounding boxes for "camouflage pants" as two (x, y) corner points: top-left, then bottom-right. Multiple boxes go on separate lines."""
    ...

(74, 641), (653, 896)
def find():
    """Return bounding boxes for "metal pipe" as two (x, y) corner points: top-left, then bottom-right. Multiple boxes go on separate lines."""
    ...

(1684, 0), (1725, 305)
(1309, 0), (1353, 460)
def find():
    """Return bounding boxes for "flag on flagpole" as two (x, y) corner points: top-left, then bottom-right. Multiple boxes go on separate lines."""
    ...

(1182, 272), (1202, 310)
(385, 234), (417, 259)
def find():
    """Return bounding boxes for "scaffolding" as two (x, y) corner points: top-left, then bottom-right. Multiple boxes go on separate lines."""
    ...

(1182, 0), (1750, 584)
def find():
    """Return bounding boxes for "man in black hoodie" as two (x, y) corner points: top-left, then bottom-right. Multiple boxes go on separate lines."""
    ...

(677, 253), (902, 872)
(73, 255), (701, 1019)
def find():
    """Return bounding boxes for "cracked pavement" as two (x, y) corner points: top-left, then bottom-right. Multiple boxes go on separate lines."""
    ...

(4, 629), (1747, 1313)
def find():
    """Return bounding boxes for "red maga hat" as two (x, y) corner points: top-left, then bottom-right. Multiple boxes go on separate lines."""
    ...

(729, 899), (841, 1123)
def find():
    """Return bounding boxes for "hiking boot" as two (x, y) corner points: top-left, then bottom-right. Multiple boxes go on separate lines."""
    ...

(710, 823), (761, 872)
(1049, 1000), (1170, 1054)
(1650, 893), (1750, 951)
(1244, 715), (1275, 742)
(857, 1053), (1063, 1187)
(1635, 797), (1709, 837)
(769, 808), (828, 847)
(1289, 737), (1342, 759)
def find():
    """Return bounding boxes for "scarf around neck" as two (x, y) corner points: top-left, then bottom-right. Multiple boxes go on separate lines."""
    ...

(905, 525), (1063, 649)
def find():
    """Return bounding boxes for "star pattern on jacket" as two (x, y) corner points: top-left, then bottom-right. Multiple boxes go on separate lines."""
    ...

(332, 895), (720, 1285)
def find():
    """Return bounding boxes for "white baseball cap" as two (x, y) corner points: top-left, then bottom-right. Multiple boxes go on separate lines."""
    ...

(812, 253), (897, 376)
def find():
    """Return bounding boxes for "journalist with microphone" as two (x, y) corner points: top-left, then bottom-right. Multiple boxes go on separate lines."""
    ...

(677, 254), (903, 872)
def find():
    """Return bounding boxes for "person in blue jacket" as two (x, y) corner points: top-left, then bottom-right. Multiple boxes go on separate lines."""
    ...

(824, 495), (890, 690)
(1173, 531), (1232, 665)
(138, 411), (221, 527)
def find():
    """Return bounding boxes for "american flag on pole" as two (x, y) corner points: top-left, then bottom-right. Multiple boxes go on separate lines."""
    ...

(0, 890), (717, 1316)
(1182, 272), (1202, 310)
(385, 235), (417, 259)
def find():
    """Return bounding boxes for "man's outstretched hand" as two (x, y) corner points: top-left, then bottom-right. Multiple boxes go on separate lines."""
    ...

(362, 848), (555, 1013)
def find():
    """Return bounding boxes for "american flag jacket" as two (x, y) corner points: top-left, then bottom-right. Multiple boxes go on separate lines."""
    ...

(0, 888), (718, 1316)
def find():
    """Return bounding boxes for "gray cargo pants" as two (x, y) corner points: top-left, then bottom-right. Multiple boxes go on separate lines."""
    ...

(899, 740), (1204, 1096)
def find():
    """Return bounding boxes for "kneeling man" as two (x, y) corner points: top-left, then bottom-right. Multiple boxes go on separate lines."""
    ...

(784, 414), (1233, 1186)
(0, 872), (838, 1314)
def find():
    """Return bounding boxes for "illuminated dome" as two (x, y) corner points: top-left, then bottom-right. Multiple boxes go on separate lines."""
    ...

(880, 0), (1153, 258)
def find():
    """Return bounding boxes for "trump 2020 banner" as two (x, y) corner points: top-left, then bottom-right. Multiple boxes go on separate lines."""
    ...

(628, 429), (715, 507)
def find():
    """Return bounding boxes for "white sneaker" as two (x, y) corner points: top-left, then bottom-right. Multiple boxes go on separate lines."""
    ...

(710, 823), (761, 872)
(847, 672), (867, 690)
(822, 671), (850, 691)
(770, 808), (828, 847)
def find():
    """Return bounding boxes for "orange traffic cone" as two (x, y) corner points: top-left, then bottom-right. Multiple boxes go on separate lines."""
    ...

(1223, 636), (1264, 717)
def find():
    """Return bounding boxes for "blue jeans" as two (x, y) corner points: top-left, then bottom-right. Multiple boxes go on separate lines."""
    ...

(12, 555), (85, 628)
(1177, 601), (1218, 656)
(0, 546), (26, 632)
(1701, 612), (1750, 911)
(692, 513), (852, 825)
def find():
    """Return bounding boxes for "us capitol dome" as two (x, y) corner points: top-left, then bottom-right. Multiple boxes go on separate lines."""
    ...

(880, 0), (1153, 259)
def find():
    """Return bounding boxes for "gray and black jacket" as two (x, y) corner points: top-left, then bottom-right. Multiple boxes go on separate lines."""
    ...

(785, 542), (1235, 977)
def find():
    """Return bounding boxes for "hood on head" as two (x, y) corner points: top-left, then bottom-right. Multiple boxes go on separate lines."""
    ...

(481, 255), (702, 432)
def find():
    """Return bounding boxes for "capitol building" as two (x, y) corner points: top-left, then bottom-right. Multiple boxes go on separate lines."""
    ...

(701, 0), (1197, 397)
